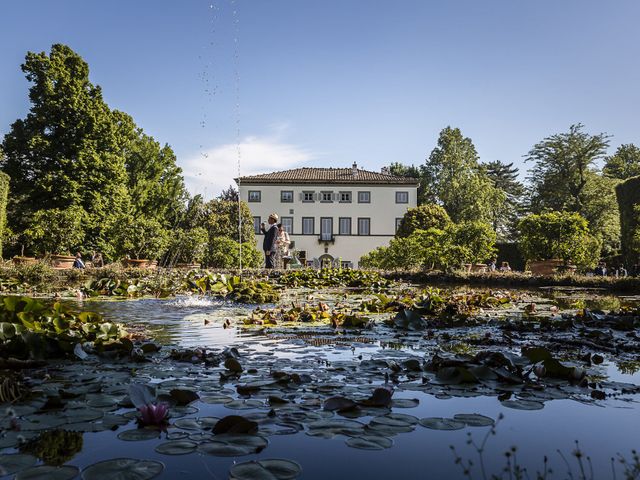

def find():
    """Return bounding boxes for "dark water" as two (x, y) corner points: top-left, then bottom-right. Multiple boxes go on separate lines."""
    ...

(2, 290), (640, 479)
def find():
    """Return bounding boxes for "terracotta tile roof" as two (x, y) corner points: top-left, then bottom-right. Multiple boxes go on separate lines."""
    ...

(236, 167), (418, 185)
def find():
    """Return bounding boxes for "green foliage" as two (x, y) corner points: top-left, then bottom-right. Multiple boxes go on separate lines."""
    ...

(517, 211), (601, 268)
(206, 237), (262, 269)
(205, 199), (256, 246)
(361, 221), (496, 270)
(422, 126), (506, 223)
(615, 176), (640, 264)
(114, 216), (169, 260)
(22, 206), (86, 254)
(447, 221), (497, 264)
(604, 144), (640, 180)
(278, 268), (393, 289)
(395, 204), (451, 238)
(482, 160), (525, 241)
(0, 170), (9, 258)
(165, 226), (208, 265)
(525, 124), (619, 255)
(0, 296), (126, 359)
(1, 44), (186, 260)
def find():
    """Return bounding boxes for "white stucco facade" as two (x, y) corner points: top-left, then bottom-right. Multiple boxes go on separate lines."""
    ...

(237, 167), (418, 267)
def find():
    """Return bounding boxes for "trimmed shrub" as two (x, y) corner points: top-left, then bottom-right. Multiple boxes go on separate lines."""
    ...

(517, 211), (601, 269)
(206, 237), (262, 269)
(395, 204), (452, 238)
(616, 176), (640, 265)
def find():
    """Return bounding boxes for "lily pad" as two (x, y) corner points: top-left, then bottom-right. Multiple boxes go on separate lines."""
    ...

(81, 458), (164, 480)
(306, 419), (365, 438)
(154, 440), (197, 455)
(367, 413), (418, 435)
(198, 435), (268, 457)
(117, 428), (161, 441)
(345, 435), (393, 450)
(15, 465), (80, 480)
(501, 399), (545, 410)
(453, 414), (495, 427)
(0, 454), (37, 475)
(391, 398), (419, 409)
(418, 417), (465, 430)
(229, 459), (302, 480)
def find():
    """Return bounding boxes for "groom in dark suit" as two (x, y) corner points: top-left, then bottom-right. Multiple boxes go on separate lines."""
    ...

(260, 213), (279, 269)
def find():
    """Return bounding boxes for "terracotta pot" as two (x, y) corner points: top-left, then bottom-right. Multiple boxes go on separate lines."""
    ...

(471, 263), (488, 273)
(50, 254), (76, 270)
(528, 259), (564, 276)
(123, 259), (157, 269)
(12, 256), (37, 266)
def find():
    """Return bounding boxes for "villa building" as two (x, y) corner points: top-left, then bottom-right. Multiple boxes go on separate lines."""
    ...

(236, 164), (418, 267)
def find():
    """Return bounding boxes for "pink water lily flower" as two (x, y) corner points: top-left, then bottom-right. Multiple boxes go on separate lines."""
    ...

(138, 402), (168, 426)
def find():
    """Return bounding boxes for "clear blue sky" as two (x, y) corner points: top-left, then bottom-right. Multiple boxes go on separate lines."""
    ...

(1, 0), (639, 196)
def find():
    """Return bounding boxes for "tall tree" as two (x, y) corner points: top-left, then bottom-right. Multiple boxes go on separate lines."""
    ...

(218, 185), (239, 202)
(482, 160), (525, 240)
(603, 144), (640, 180)
(422, 126), (504, 224)
(1, 44), (185, 257)
(525, 124), (619, 255)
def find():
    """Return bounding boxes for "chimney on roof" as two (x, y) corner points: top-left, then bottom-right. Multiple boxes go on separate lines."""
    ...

(381, 166), (389, 175)
(352, 162), (358, 177)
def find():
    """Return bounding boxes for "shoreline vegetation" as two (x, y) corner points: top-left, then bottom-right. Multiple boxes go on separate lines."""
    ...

(1, 262), (639, 297)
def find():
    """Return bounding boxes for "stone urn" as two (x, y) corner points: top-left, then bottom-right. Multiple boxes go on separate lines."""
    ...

(528, 259), (564, 276)
(123, 259), (157, 269)
(471, 263), (488, 273)
(50, 254), (76, 270)
(12, 256), (37, 266)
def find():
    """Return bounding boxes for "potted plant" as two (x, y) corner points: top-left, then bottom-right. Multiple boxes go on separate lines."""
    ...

(518, 211), (601, 275)
(167, 227), (208, 269)
(22, 207), (86, 269)
(115, 217), (169, 268)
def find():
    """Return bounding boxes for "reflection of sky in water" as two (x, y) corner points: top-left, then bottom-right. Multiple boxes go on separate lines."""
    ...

(68, 295), (640, 479)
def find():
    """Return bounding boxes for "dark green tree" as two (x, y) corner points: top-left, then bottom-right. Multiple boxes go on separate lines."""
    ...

(387, 163), (425, 202)
(482, 160), (526, 240)
(422, 127), (505, 223)
(525, 124), (619, 255)
(603, 144), (640, 180)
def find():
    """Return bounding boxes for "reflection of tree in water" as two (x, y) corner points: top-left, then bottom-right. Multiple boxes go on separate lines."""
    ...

(617, 360), (640, 376)
(20, 430), (83, 466)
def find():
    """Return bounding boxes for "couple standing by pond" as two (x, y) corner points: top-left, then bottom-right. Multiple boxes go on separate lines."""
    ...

(260, 213), (291, 269)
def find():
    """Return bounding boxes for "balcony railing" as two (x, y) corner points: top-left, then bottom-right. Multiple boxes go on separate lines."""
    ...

(318, 233), (335, 243)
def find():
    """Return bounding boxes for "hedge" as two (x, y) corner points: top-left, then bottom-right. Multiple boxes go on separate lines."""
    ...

(0, 172), (9, 259)
(615, 175), (640, 265)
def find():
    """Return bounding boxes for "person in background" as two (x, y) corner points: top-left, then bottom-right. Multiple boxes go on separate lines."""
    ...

(594, 262), (607, 276)
(92, 251), (104, 268)
(260, 213), (279, 269)
(499, 261), (511, 272)
(73, 252), (86, 269)
(275, 223), (291, 269)
(488, 258), (497, 271)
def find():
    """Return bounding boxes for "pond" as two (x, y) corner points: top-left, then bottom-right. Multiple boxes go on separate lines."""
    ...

(1, 285), (639, 479)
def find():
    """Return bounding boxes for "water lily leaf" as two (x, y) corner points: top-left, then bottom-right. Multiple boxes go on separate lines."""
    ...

(500, 399), (544, 410)
(229, 459), (302, 480)
(452, 414), (495, 427)
(154, 440), (197, 455)
(128, 384), (156, 410)
(201, 394), (234, 404)
(345, 435), (393, 450)
(224, 399), (263, 410)
(81, 458), (164, 480)
(323, 396), (358, 412)
(418, 417), (465, 430)
(15, 465), (80, 480)
(169, 389), (199, 406)
(213, 415), (258, 435)
(117, 428), (162, 441)
(391, 398), (419, 409)
(0, 454), (37, 475)
(359, 387), (393, 408)
(198, 435), (268, 457)
(172, 418), (202, 430)
(367, 413), (418, 435)
(225, 357), (243, 373)
(306, 419), (365, 438)
(522, 347), (553, 363)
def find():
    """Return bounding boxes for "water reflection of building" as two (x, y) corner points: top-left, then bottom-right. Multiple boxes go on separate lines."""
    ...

(237, 164), (418, 267)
